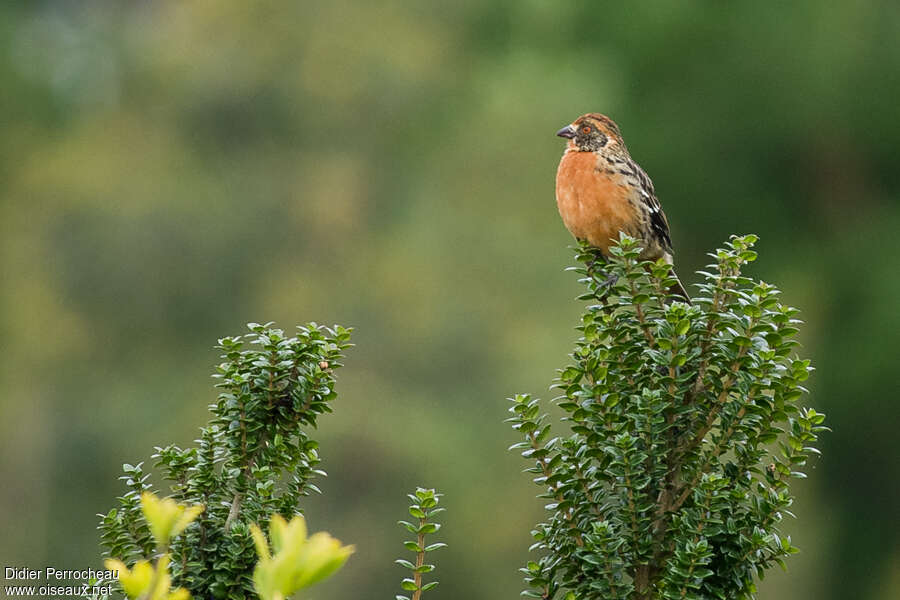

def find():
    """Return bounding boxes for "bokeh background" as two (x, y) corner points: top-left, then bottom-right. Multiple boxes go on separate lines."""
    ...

(2, 2), (898, 599)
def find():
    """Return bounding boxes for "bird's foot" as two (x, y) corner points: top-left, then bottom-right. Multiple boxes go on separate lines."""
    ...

(590, 271), (619, 305)
(599, 272), (619, 288)
(589, 270), (618, 291)
(583, 251), (618, 302)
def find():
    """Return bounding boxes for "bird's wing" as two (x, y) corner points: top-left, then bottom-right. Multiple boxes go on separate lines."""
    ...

(632, 159), (674, 254)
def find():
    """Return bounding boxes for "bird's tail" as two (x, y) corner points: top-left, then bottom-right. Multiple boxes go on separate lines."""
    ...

(660, 253), (691, 303)
(670, 269), (692, 304)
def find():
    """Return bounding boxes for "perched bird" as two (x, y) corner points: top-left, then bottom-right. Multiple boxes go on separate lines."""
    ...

(555, 113), (690, 301)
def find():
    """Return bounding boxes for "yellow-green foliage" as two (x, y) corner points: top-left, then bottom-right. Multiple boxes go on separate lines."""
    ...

(250, 514), (354, 600)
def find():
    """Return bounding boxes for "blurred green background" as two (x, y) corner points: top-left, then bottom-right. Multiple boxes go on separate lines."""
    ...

(1, 2), (898, 599)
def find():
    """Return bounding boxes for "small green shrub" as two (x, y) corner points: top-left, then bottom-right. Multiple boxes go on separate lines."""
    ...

(395, 488), (447, 600)
(98, 323), (352, 599)
(509, 235), (827, 600)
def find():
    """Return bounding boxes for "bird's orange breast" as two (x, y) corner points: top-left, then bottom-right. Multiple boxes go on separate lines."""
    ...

(555, 151), (638, 255)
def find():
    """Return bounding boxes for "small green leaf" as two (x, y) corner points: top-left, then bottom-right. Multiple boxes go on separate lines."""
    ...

(400, 579), (419, 591)
(424, 542), (447, 552)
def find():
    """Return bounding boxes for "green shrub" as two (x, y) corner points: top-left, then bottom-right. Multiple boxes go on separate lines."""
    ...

(98, 323), (352, 600)
(509, 235), (827, 600)
(395, 487), (446, 600)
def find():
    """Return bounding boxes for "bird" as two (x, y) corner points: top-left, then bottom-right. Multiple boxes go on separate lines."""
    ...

(555, 113), (691, 301)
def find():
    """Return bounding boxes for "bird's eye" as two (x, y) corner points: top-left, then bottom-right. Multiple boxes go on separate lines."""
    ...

(581, 126), (591, 134)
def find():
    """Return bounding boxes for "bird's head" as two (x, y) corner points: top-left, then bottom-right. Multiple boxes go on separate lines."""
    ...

(557, 113), (626, 154)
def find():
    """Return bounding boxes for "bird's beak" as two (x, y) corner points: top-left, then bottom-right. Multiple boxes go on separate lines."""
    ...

(556, 124), (576, 139)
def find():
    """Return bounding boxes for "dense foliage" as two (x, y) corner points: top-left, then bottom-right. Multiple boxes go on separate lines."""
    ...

(97, 323), (352, 600)
(509, 236), (826, 600)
